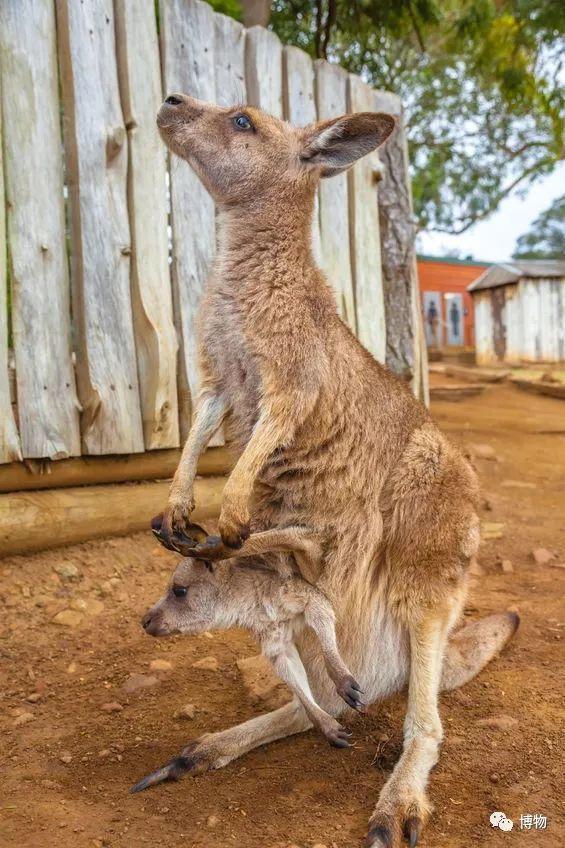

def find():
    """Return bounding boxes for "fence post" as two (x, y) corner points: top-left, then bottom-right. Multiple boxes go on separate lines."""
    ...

(348, 75), (386, 363)
(57, 0), (145, 453)
(314, 60), (356, 331)
(1, 0), (81, 460)
(0, 97), (21, 463)
(159, 0), (217, 442)
(114, 0), (180, 450)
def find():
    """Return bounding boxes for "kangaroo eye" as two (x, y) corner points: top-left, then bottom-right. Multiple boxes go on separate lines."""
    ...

(233, 114), (252, 131)
(172, 585), (188, 598)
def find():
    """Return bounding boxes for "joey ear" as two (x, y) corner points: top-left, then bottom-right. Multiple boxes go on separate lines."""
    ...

(185, 522), (209, 544)
(203, 560), (215, 573)
(300, 112), (395, 177)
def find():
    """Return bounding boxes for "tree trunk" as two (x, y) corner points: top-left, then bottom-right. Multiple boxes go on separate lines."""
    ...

(241, 0), (271, 28)
(373, 90), (429, 403)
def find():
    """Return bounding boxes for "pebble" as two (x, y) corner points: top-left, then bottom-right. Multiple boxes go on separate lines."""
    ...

(149, 659), (173, 672)
(531, 547), (555, 565)
(500, 559), (514, 573)
(70, 597), (105, 616)
(191, 656), (219, 672)
(59, 751), (73, 764)
(54, 563), (80, 581)
(490, 772), (500, 783)
(101, 701), (124, 713)
(26, 692), (42, 703)
(206, 815), (219, 828)
(122, 673), (159, 694)
(13, 712), (35, 727)
(173, 703), (196, 720)
(53, 609), (83, 628)
(66, 661), (78, 674)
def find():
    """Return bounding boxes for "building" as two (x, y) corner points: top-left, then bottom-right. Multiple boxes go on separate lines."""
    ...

(418, 255), (489, 351)
(468, 260), (565, 365)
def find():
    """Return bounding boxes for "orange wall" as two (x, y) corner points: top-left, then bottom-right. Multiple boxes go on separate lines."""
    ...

(417, 258), (488, 347)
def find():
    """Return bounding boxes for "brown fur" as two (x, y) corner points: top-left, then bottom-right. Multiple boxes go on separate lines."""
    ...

(137, 94), (519, 846)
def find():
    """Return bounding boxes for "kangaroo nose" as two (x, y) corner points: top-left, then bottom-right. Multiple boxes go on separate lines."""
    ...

(164, 94), (183, 106)
(141, 611), (153, 630)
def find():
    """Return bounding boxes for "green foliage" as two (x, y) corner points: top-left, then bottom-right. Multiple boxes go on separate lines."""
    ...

(512, 194), (565, 258)
(208, 0), (243, 21)
(268, 1), (564, 234)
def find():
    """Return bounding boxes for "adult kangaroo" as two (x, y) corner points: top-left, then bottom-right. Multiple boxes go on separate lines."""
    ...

(142, 93), (519, 847)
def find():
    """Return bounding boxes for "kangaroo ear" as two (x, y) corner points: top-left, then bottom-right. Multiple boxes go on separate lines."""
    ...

(300, 112), (395, 178)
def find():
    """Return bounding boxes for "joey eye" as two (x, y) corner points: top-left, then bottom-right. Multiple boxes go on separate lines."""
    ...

(172, 585), (188, 598)
(233, 114), (253, 131)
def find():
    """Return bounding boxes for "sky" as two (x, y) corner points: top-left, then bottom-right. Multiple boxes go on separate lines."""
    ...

(417, 161), (565, 264)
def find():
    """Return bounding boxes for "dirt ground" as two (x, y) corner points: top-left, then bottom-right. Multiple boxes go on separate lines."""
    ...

(1, 381), (564, 848)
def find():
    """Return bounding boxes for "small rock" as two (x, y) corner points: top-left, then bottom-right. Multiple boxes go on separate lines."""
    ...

(451, 690), (473, 707)
(101, 701), (123, 713)
(41, 779), (61, 790)
(70, 597), (104, 616)
(531, 548), (555, 565)
(59, 751), (73, 764)
(149, 659), (173, 672)
(236, 654), (290, 709)
(476, 715), (518, 731)
(26, 692), (42, 703)
(191, 656), (219, 672)
(13, 712), (35, 727)
(53, 609), (83, 628)
(54, 563), (80, 581)
(122, 673), (159, 694)
(98, 749), (111, 759)
(66, 661), (77, 674)
(206, 815), (219, 828)
(173, 703), (196, 721)
(500, 559), (514, 574)
(489, 772), (500, 784)
(470, 443), (498, 461)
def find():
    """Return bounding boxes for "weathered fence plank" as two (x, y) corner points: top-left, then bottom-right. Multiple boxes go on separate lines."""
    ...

(348, 75), (386, 363)
(1, 0), (80, 460)
(314, 60), (356, 330)
(214, 13), (246, 106)
(0, 101), (21, 463)
(57, 0), (144, 454)
(373, 89), (428, 402)
(245, 26), (283, 116)
(159, 0), (217, 441)
(283, 46), (323, 265)
(115, 0), (179, 450)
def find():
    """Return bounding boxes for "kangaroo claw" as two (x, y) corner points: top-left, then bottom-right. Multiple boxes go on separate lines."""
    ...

(403, 816), (422, 847)
(130, 755), (191, 793)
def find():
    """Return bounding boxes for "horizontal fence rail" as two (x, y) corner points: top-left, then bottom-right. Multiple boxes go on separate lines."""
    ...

(0, 0), (423, 469)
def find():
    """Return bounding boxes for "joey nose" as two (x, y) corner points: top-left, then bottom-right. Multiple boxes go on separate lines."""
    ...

(141, 611), (153, 631)
(164, 94), (183, 106)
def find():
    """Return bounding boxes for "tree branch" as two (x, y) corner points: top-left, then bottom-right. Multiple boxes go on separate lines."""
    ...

(429, 159), (554, 234)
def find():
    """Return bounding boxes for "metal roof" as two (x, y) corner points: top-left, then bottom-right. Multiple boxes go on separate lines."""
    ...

(468, 260), (565, 292)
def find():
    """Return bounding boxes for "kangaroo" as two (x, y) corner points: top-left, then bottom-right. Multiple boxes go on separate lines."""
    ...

(137, 93), (520, 848)
(134, 547), (364, 787)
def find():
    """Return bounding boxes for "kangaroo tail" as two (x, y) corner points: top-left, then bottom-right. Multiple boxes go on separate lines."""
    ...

(441, 611), (520, 691)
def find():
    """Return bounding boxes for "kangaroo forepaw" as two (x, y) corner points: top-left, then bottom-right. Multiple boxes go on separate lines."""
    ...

(336, 674), (365, 711)
(185, 534), (231, 561)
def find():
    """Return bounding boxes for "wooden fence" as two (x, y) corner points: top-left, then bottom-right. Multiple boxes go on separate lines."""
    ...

(0, 0), (425, 470)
